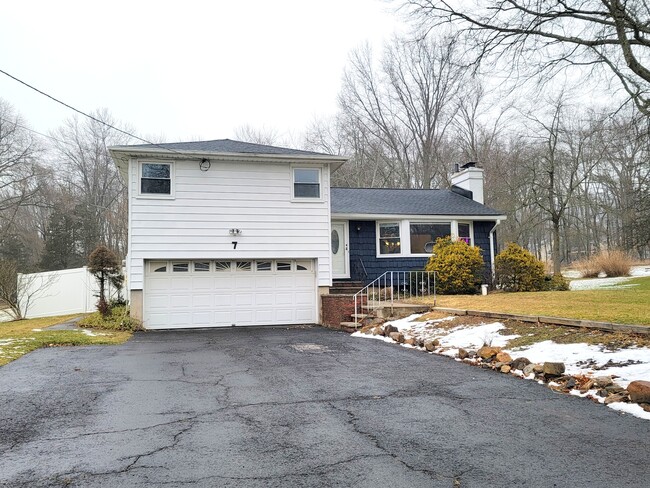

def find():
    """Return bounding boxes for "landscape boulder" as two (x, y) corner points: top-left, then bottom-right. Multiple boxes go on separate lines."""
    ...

(384, 324), (399, 335)
(477, 346), (501, 360)
(543, 362), (565, 377)
(500, 365), (511, 374)
(511, 357), (531, 371)
(404, 337), (417, 346)
(495, 352), (512, 364)
(627, 380), (650, 404)
(423, 339), (439, 352)
(388, 332), (404, 343)
(604, 392), (629, 405)
(593, 376), (613, 388)
(457, 348), (469, 360)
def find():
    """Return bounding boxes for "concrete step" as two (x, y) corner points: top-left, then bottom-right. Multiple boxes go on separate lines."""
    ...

(351, 313), (368, 319)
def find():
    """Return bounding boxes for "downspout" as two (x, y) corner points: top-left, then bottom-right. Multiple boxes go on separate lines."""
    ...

(488, 220), (501, 282)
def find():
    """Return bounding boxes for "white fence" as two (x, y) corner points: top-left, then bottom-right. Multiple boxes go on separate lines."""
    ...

(17, 267), (115, 319)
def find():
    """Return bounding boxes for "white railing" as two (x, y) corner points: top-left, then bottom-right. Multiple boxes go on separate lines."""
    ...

(353, 271), (436, 324)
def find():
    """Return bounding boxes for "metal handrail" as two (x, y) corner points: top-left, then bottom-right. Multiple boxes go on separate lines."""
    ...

(353, 270), (436, 324)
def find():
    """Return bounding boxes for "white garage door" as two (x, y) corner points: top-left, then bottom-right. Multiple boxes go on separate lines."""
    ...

(143, 259), (317, 329)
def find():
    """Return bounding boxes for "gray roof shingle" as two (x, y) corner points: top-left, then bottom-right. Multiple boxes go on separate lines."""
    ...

(331, 187), (503, 217)
(111, 138), (332, 157)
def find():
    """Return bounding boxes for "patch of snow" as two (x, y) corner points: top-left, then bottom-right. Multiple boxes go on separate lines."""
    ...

(569, 276), (634, 290)
(607, 402), (650, 420)
(0, 339), (15, 346)
(506, 341), (650, 388)
(630, 265), (650, 277)
(0, 309), (15, 323)
(568, 265), (650, 290)
(31, 328), (42, 332)
(437, 322), (519, 349)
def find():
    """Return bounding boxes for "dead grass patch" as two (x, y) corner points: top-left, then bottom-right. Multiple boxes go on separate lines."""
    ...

(500, 319), (650, 350)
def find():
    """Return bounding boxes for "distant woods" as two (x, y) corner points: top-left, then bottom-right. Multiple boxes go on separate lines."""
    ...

(0, 101), (129, 273)
(1, 27), (649, 275)
(300, 36), (650, 265)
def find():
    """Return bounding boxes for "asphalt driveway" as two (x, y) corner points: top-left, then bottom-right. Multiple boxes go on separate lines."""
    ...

(0, 326), (648, 487)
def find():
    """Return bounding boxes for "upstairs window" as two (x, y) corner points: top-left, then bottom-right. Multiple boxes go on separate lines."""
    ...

(379, 223), (401, 255)
(141, 162), (172, 195)
(293, 168), (320, 198)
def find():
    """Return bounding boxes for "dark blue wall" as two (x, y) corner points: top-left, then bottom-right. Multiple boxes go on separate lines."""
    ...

(348, 219), (496, 284)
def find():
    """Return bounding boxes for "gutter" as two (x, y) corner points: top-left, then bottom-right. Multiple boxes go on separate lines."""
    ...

(488, 220), (501, 281)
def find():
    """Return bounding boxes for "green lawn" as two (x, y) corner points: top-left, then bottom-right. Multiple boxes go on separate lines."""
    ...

(0, 314), (132, 366)
(410, 276), (650, 326)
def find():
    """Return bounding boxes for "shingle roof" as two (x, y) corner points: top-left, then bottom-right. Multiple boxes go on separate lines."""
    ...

(331, 187), (503, 217)
(111, 138), (332, 157)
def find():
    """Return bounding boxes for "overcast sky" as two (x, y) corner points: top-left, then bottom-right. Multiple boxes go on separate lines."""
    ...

(1, 0), (405, 144)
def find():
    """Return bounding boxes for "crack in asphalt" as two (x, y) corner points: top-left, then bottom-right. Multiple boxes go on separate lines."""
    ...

(328, 401), (473, 484)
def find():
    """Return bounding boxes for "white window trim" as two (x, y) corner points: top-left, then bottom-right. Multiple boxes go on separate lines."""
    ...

(376, 221), (405, 257)
(376, 219), (475, 258)
(291, 166), (323, 202)
(137, 160), (175, 199)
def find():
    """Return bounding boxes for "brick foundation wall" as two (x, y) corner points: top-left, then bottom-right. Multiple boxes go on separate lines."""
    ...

(322, 294), (364, 328)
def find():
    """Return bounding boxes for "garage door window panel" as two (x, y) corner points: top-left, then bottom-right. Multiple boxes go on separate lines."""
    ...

(194, 261), (210, 272)
(150, 261), (168, 273)
(172, 262), (189, 272)
(214, 261), (231, 272)
(237, 261), (252, 271)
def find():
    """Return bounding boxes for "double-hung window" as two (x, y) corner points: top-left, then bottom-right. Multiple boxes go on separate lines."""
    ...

(293, 168), (320, 198)
(379, 222), (401, 255)
(140, 162), (172, 195)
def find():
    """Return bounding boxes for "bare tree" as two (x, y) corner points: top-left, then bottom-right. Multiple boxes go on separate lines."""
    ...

(0, 99), (43, 238)
(234, 124), (281, 146)
(525, 98), (602, 273)
(339, 36), (467, 188)
(49, 109), (131, 258)
(400, 1), (650, 116)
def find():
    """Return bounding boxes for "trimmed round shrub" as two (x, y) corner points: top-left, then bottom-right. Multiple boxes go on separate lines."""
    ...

(495, 243), (546, 292)
(425, 237), (484, 294)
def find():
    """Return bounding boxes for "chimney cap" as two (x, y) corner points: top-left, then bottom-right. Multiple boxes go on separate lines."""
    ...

(460, 162), (478, 170)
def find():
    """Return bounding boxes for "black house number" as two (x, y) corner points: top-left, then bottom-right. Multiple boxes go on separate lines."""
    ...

(232, 241), (238, 249)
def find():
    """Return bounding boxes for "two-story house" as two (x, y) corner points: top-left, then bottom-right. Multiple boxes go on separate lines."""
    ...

(110, 139), (505, 329)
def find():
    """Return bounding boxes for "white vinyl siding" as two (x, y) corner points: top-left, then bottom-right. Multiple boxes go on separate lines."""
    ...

(127, 159), (331, 289)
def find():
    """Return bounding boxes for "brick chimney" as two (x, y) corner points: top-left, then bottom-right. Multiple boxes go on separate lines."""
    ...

(450, 162), (484, 204)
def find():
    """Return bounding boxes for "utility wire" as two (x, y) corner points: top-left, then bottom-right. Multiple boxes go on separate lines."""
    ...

(0, 115), (69, 145)
(0, 67), (182, 155)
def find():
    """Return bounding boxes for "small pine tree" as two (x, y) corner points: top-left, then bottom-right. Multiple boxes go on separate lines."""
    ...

(495, 243), (546, 292)
(425, 237), (484, 294)
(88, 245), (123, 316)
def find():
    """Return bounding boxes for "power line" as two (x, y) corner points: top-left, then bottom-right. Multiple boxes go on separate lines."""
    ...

(0, 115), (68, 145)
(0, 67), (181, 155)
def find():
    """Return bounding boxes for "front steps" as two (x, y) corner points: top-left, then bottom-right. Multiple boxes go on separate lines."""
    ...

(330, 280), (365, 295)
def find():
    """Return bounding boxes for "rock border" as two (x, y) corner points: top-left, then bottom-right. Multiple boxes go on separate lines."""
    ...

(359, 321), (650, 415)
(432, 307), (650, 336)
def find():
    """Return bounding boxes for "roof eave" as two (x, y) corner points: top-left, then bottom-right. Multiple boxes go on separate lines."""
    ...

(331, 212), (507, 221)
(108, 146), (348, 169)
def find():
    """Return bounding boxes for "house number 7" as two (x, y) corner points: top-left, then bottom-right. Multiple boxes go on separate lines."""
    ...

(232, 241), (238, 249)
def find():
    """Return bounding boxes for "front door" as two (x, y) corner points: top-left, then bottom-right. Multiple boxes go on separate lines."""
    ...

(331, 221), (349, 279)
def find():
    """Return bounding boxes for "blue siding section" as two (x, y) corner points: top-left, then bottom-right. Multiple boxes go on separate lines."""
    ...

(348, 220), (429, 282)
(348, 219), (497, 284)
